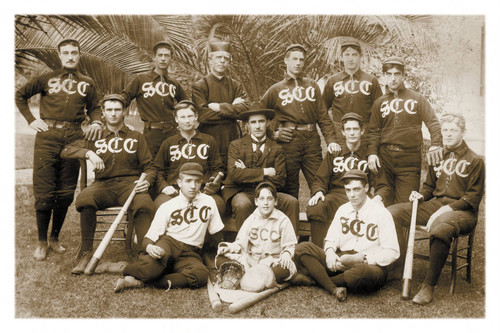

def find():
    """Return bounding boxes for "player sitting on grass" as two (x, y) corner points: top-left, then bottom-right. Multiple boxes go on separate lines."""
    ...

(216, 182), (297, 290)
(294, 169), (400, 301)
(114, 162), (224, 292)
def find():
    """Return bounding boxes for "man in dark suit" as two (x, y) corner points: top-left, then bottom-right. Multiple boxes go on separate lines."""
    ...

(222, 105), (299, 231)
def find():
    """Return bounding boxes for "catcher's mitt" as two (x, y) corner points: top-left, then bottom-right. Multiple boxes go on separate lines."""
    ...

(217, 260), (245, 290)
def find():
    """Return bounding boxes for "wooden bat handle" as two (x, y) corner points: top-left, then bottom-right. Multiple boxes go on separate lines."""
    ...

(228, 283), (290, 314)
(207, 277), (222, 312)
(84, 173), (147, 275)
(402, 199), (419, 299)
(203, 172), (224, 194)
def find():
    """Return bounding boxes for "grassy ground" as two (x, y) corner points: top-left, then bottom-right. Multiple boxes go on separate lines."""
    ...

(14, 180), (485, 319)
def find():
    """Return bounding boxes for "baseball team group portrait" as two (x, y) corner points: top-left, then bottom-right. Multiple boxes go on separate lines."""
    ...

(13, 12), (488, 321)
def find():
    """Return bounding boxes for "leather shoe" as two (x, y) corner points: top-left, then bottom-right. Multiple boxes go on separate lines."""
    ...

(412, 284), (434, 305)
(71, 251), (92, 275)
(48, 240), (66, 254)
(33, 241), (48, 261)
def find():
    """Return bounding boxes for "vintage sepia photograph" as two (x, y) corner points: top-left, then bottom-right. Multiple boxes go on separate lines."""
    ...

(7, 1), (499, 329)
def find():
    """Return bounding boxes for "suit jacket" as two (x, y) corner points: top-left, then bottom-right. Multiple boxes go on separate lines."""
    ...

(222, 135), (286, 202)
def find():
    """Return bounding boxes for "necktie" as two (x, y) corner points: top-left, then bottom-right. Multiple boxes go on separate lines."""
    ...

(252, 139), (264, 163)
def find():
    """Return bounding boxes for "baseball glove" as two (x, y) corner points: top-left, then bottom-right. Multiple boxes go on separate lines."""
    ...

(217, 260), (245, 290)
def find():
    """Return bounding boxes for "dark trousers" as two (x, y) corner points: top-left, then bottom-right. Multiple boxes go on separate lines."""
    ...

(231, 191), (299, 232)
(388, 198), (477, 285)
(75, 176), (155, 252)
(306, 188), (348, 247)
(143, 127), (177, 158)
(295, 242), (388, 293)
(123, 235), (208, 288)
(379, 144), (421, 206)
(281, 130), (323, 198)
(198, 122), (241, 176)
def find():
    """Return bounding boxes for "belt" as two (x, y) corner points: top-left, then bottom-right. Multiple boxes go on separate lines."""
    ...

(44, 119), (80, 129)
(383, 144), (420, 152)
(280, 122), (315, 131)
(144, 121), (167, 130)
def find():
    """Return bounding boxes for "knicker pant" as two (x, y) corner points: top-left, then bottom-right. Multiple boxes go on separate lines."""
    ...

(379, 145), (421, 206)
(231, 191), (299, 231)
(75, 176), (155, 252)
(388, 197), (477, 282)
(294, 241), (388, 293)
(306, 188), (347, 246)
(198, 122), (241, 177)
(123, 235), (208, 288)
(281, 130), (323, 198)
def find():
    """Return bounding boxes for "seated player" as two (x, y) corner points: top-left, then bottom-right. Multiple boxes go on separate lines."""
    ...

(294, 169), (399, 301)
(114, 162), (224, 292)
(388, 113), (485, 305)
(153, 100), (225, 216)
(216, 182), (297, 288)
(61, 94), (155, 274)
(222, 105), (299, 231)
(307, 112), (389, 246)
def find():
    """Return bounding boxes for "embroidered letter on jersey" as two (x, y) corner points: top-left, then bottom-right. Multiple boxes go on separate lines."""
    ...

(333, 80), (372, 97)
(48, 77), (89, 96)
(142, 81), (177, 98)
(332, 156), (368, 173)
(340, 216), (378, 241)
(169, 143), (210, 162)
(94, 138), (138, 154)
(249, 227), (280, 243)
(278, 86), (316, 106)
(434, 157), (471, 178)
(380, 98), (418, 118)
(169, 205), (211, 226)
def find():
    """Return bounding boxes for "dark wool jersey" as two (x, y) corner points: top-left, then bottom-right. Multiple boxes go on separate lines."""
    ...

(15, 68), (101, 124)
(61, 126), (156, 184)
(258, 74), (336, 143)
(192, 73), (249, 125)
(154, 131), (223, 190)
(366, 86), (442, 156)
(420, 141), (485, 213)
(323, 69), (382, 124)
(121, 70), (187, 124)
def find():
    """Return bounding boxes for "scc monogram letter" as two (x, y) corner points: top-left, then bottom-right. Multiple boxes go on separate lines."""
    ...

(169, 205), (211, 226)
(340, 216), (378, 241)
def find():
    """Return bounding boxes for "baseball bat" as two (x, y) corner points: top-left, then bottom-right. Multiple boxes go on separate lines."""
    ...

(84, 173), (147, 275)
(402, 199), (419, 299)
(207, 276), (222, 312)
(228, 283), (290, 314)
(203, 172), (224, 194)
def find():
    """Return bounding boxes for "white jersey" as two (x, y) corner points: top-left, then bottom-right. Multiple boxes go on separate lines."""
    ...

(324, 197), (399, 267)
(145, 192), (224, 248)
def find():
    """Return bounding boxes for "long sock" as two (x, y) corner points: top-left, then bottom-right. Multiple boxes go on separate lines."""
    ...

(299, 254), (338, 295)
(310, 221), (329, 247)
(133, 210), (151, 247)
(36, 210), (52, 242)
(50, 207), (68, 241)
(425, 238), (450, 286)
(80, 207), (97, 252)
(331, 273), (347, 287)
(271, 265), (290, 284)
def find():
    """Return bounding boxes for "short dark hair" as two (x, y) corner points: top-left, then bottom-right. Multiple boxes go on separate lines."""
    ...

(341, 44), (361, 55)
(153, 42), (173, 56)
(343, 177), (367, 187)
(58, 39), (80, 53)
(382, 63), (405, 74)
(174, 101), (197, 116)
(255, 183), (277, 199)
(342, 118), (363, 130)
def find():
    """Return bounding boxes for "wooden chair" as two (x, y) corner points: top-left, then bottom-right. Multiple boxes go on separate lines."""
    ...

(412, 224), (476, 295)
(78, 160), (137, 257)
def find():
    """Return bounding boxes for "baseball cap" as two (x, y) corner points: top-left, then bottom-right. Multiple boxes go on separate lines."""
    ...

(383, 56), (405, 67)
(101, 94), (127, 106)
(341, 169), (368, 183)
(341, 112), (363, 123)
(341, 41), (361, 49)
(179, 162), (204, 177)
(239, 103), (275, 121)
(285, 43), (306, 55)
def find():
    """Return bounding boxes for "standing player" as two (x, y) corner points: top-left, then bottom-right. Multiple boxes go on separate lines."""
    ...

(367, 56), (443, 206)
(15, 38), (103, 260)
(114, 162), (225, 292)
(192, 38), (249, 175)
(60, 94), (156, 274)
(153, 100), (225, 216)
(322, 41), (382, 145)
(223, 106), (299, 231)
(388, 113), (484, 305)
(217, 182), (297, 286)
(121, 41), (187, 157)
(307, 112), (389, 246)
(257, 44), (339, 198)
(294, 170), (399, 301)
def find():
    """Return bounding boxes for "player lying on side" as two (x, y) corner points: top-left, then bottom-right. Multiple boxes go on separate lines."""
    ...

(114, 162), (224, 292)
(216, 182), (297, 291)
(293, 169), (400, 301)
